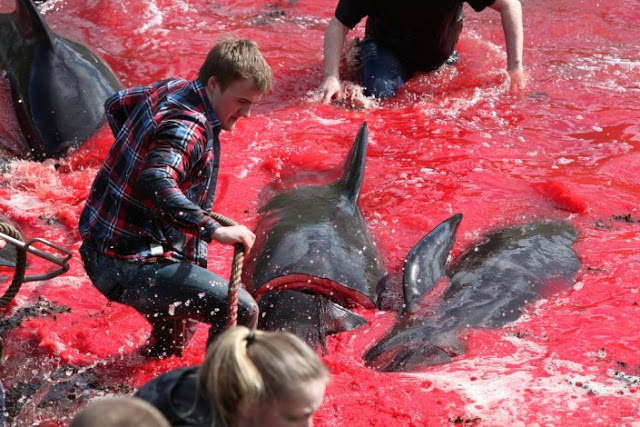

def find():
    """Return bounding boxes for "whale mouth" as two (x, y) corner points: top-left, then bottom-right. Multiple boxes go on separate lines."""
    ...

(253, 273), (377, 309)
(364, 339), (456, 372)
(256, 289), (367, 353)
(432, 344), (459, 359)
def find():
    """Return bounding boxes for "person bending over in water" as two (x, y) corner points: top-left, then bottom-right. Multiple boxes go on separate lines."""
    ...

(135, 326), (330, 426)
(79, 38), (273, 358)
(319, 0), (526, 101)
(70, 397), (170, 427)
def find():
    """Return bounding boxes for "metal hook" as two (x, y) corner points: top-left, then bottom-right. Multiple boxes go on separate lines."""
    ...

(0, 232), (72, 282)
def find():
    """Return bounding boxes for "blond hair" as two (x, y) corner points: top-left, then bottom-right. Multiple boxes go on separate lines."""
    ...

(198, 38), (273, 93)
(198, 326), (329, 427)
(70, 397), (170, 427)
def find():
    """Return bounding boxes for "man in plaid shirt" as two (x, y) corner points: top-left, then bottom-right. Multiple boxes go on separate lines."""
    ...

(79, 38), (273, 357)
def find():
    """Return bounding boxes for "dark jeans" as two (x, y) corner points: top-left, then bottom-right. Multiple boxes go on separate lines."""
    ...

(79, 244), (258, 350)
(359, 36), (415, 99)
(359, 36), (459, 99)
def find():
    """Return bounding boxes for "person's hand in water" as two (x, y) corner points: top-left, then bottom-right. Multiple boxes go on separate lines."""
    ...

(319, 75), (342, 104)
(508, 69), (527, 94)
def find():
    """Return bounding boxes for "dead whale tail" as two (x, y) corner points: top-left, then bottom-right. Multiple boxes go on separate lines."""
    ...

(337, 122), (368, 207)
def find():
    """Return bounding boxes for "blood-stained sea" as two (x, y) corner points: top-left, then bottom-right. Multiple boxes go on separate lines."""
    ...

(0, 0), (639, 425)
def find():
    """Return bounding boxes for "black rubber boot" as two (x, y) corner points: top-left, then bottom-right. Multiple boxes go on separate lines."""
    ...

(141, 317), (198, 358)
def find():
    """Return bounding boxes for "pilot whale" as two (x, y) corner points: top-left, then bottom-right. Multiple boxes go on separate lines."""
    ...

(0, 0), (121, 159)
(242, 122), (386, 350)
(364, 215), (581, 372)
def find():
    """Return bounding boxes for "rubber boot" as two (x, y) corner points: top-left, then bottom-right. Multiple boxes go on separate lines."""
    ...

(141, 316), (198, 358)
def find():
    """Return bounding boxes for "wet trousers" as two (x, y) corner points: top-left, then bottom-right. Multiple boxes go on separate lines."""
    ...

(79, 244), (258, 353)
(359, 36), (459, 99)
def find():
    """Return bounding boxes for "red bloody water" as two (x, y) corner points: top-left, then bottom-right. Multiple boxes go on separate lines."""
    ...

(1, 0), (639, 425)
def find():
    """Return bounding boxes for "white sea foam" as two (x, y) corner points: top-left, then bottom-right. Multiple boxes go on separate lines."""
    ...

(134, 0), (164, 35)
(401, 334), (639, 425)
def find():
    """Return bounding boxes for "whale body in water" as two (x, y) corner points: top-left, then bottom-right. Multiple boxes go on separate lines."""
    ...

(364, 215), (581, 372)
(242, 122), (386, 350)
(0, 0), (121, 159)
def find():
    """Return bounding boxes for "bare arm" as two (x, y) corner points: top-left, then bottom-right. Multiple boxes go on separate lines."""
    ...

(490, 0), (526, 92)
(319, 16), (350, 103)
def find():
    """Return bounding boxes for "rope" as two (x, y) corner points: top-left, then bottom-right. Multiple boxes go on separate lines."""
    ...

(0, 222), (27, 308)
(209, 212), (245, 328)
(0, 214), (245, 327)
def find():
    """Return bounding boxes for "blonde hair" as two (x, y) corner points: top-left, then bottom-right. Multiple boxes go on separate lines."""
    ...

(198, 38), (273, 93)
(70, 397), (170, 427)
(198, 326), (329, 427)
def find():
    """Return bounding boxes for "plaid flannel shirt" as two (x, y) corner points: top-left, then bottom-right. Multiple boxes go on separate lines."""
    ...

(79, 78), (222, 267)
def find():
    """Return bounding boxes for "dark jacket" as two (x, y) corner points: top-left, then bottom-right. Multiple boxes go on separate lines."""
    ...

(135, 366), (219, 426)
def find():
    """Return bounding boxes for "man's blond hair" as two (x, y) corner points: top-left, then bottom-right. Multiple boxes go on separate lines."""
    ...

(199, 38), (273, 93)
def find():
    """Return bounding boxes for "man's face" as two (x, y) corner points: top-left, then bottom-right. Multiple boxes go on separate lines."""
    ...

(206, 77), (264, 131)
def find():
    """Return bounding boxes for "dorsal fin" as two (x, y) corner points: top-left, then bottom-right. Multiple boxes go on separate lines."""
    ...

(402, 214), (463, 311)
(339, 122), (368, 206)
(12, 0), (54, 47)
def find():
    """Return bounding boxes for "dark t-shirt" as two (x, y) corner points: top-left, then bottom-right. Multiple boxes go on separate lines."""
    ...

(335, 0), (496, 70)
(135, 366), (219, 426)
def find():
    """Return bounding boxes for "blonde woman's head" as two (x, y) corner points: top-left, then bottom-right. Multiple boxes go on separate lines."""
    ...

(198, 326), (329, 427)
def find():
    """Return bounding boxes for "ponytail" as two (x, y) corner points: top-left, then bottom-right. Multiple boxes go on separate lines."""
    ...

(198, 326), (328, 426)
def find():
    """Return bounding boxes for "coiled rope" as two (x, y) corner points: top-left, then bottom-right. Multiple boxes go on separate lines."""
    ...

(0, 222), (27, 308)
(209, 212), (244, 328)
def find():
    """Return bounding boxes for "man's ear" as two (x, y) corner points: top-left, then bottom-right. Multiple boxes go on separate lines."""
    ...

(207, 76), (218, 91)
